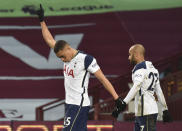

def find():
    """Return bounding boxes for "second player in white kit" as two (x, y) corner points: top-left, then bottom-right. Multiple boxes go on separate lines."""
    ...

(124, 60), (167, 116)
(112, 44), (172, 131)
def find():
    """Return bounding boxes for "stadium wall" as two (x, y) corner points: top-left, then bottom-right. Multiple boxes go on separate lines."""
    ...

(0, 8), (181, 99)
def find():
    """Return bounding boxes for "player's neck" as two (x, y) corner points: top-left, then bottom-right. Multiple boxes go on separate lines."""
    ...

(136, 59), (145, 64)
(71, 49), (79, 60)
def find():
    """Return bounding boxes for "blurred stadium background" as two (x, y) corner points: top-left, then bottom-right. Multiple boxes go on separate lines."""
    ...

(0, 0), (182, 130)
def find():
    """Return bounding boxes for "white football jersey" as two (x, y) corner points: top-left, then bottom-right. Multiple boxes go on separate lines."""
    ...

(63, 51), (100, 106)
(131, 61), (167, 116)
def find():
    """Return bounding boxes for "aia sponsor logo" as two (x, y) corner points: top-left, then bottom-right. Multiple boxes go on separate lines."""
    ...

(64, 65), (74, 78)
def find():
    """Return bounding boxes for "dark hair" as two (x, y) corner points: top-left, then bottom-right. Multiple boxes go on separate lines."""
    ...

(54, 40), (68, 53)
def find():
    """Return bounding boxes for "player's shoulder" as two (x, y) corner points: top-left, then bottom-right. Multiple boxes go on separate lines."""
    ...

(145, 61), (158, 72)
(77, 51), (94, 60)
(132, 61), (147, 74)
(77, 51), (96, 69)
(132, 61), (158, 74)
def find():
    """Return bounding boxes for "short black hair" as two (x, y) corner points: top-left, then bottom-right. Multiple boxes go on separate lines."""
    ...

(54, 40), (68, 53)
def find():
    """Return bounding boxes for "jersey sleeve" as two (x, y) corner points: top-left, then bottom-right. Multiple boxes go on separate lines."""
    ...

(155, 83), (168, 111)
(84, 55), (100, 73)
(124, 81), (142, 104)
(124, 69), (145, 104)
(133, 69), (145, 83)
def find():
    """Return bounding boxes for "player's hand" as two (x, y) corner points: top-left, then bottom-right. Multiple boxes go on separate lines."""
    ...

(163, 110), (173, 123)
(115, 96), (126, 111)
(111, 97), (126, 118)
(36, 4), (44, 22)
(112, 107), (120, 118)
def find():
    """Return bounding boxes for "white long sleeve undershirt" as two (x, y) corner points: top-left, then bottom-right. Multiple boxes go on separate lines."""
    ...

(155, 83), (168, 111)
(123, 81), (168, 111)
(124, 81), (142, 104)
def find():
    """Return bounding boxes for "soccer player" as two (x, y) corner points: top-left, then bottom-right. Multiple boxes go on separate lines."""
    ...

(112, 44), (172, 131)
(36, 5), (122, 131)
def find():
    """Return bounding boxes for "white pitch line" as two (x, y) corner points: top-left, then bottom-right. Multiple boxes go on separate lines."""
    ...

(0, 75), (118, 80)
(0, 23), (96, 30)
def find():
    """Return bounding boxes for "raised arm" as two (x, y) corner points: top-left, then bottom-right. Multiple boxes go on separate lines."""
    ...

(37, 4), (56, 48)
(40, 22), (56, 48)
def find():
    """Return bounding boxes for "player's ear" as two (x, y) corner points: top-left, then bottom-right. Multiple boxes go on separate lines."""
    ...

(133, 52), (137, 58)
(66, 44), (71, 49)
(135, 52), (140, 58)
(67, 46), (72, 51)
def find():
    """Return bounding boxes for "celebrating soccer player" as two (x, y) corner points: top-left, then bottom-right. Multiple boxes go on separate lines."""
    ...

(36, 4), (122, 131)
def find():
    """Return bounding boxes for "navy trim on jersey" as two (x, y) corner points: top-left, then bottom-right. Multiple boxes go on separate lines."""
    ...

(141, 95), (144, 116)
(80, 71), (88, 106)
(80, 54), (93, 106)
(82, 71), (88, 88)
(80, 85), (86, 106)
(84, 55), (94, 70)
(139, 88), (144, 116)
(139, 89), (142, 96)
(132, 61), (146, 74)
(82, 54), (93, 106)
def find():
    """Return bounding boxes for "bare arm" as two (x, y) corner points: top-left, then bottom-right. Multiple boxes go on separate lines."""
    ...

(40, 21), (56, 49)
(94, 69), (119, 100)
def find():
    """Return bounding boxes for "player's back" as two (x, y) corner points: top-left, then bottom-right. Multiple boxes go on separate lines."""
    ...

(132, 61), (159, 116)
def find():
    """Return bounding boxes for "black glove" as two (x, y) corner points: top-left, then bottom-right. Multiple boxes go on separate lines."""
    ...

(112, 97), (126, 118)
(112, 107), (121, 118)
(36, 4), (44, 22)
(163, 110), (172, 123)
